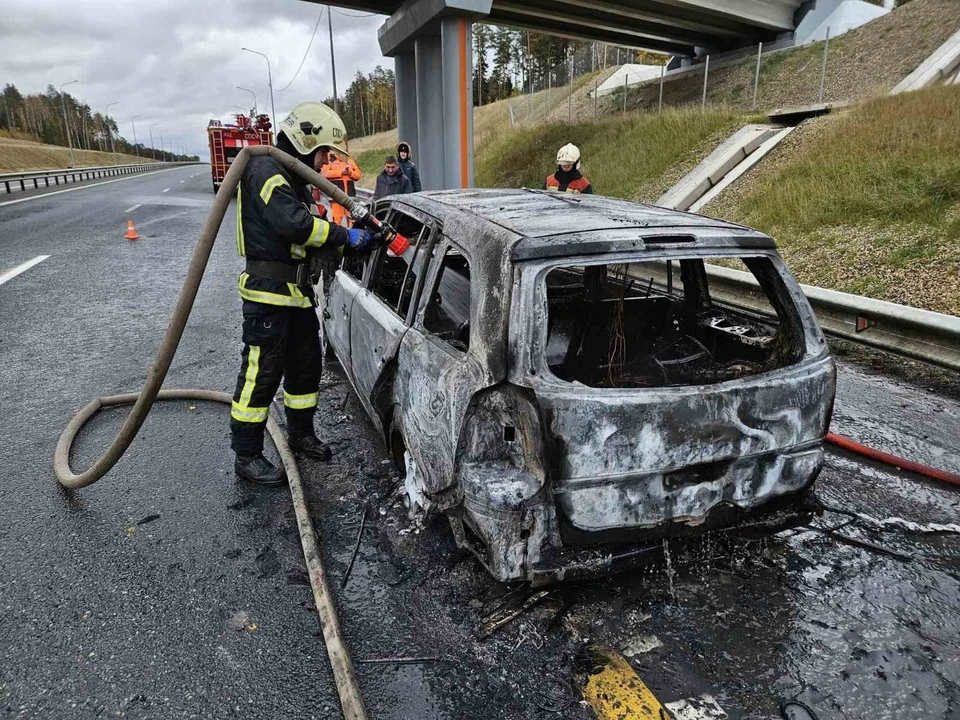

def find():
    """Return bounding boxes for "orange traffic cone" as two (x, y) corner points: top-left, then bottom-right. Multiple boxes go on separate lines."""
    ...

(125, 220), (140, 240)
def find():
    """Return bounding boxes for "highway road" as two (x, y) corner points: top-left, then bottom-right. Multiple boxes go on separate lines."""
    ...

(1, 166), (958, 719)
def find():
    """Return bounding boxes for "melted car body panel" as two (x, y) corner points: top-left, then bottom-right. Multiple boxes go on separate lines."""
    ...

(324, 189), (836, 583)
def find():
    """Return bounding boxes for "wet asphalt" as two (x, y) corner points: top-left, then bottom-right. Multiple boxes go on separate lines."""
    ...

(0, 168), (958, 719)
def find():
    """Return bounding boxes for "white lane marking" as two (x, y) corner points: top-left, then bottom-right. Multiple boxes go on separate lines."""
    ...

(162, 188), (170, 193)
(664, 696), (728, 720)
(179, 180), (185, 183)
(124, 204), (142, 213)
(0, 167), (186, 208)
(0, 255), (50, 287)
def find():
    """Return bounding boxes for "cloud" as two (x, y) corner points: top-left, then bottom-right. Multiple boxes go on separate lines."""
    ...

(0, 0), (387, 156)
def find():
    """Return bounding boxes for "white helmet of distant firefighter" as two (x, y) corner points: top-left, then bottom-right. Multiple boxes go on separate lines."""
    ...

(556, 143), (581, 169)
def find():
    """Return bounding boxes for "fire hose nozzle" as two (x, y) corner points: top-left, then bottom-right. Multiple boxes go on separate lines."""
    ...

(387, 233), (410, 256)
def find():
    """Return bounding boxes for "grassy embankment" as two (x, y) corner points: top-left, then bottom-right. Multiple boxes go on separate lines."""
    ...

(476, 106), (748, 202)
(0, 133), (150, 172)
(706, 86), (960, 315)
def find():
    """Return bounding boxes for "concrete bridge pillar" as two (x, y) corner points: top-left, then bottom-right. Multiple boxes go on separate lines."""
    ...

(415, 36), (445, 190)
(379, 0), (492, 190)
(394, 52), (419, 157)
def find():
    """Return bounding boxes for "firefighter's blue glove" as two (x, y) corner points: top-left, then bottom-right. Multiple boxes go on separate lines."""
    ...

(345, 228), (374, 253)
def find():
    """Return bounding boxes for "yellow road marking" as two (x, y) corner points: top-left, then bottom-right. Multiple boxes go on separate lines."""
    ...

(578, 646), (670, 720)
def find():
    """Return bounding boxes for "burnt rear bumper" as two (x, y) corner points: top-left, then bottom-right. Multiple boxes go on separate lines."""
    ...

(454, 441), (825, 584)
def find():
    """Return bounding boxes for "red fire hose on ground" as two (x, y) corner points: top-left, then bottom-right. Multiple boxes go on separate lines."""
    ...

(826, 432), (960, 488)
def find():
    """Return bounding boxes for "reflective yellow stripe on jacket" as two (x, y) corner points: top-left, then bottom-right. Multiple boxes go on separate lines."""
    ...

(237, 272), (312, 308)
(303, 217), (330, 248)
(236, 184), (245, 256)
(259, 173), (288, 205)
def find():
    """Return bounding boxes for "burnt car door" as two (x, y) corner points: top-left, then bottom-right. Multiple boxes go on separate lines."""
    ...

(395, 240), (486, 496)
(322, 201), (391, 376)
(348, 207), (438, 435)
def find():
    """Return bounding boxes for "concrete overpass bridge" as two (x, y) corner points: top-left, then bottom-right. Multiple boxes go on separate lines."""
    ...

(304, 0), (808, 189)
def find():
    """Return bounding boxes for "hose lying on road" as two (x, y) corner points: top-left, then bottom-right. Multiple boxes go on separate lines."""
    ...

(826, 432), (960, 488)
(53, 146), (369, 720)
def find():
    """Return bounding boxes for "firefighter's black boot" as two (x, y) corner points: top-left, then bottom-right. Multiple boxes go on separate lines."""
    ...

(235, 453), (287, 487)
(287, 433), (332, 461)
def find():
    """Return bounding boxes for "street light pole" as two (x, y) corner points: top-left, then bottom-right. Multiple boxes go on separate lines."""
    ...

(236, 86), (257, 117)
(159, 131), (165, 162)
(241, 48), (276, 131)
(131, 115), (143, 157)
(328, 10), (338, 113)
(105, 101), (119, 154)
(149, 124), (159, 161)
(59, 80), (79, 167)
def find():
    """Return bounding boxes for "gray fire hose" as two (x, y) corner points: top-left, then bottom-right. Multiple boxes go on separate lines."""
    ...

(53, 146), (371, 720)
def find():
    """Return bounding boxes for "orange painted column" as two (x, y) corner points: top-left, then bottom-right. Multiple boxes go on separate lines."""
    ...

(441, 17), (474, 188)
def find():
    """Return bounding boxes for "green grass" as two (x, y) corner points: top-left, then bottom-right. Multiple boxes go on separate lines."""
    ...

(739, 86), (960, 233)
(353, 147), (392, 190)
(475, 106), (742, 199)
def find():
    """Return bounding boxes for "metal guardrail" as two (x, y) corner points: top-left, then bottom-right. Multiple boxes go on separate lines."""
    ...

(705, 265), (960, 372)
(0, 162), (198, 194)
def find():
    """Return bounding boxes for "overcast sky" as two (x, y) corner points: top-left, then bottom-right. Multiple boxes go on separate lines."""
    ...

(0, 0), (387, 157)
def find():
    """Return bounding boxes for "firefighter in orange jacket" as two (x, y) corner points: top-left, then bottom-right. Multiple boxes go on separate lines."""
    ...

(319, 152), (362, 226)
(544, 143), (593, 194)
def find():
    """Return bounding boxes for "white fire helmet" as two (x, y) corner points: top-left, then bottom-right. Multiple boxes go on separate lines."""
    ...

(278, 101), (349, 157)
(556, 143), (581, 169)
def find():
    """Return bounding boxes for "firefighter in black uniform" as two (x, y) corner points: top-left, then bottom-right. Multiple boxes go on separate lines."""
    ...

(232, 101), (376, 486)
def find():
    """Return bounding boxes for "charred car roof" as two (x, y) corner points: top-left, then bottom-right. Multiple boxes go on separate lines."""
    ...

(389, 188), (775, 260)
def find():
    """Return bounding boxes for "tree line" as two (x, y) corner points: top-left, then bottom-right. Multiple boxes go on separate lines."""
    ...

(324, 65), (396, 141)
(0, 83), (194, 161)
(327, 29), (662, 140)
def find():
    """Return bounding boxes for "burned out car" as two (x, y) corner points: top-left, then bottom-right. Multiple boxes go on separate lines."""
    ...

(324, 189), (836, 583)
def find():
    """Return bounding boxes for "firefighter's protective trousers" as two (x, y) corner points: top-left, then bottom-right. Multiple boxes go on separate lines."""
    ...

(231, 154), (348, 455)
(230, 302), (321, 455)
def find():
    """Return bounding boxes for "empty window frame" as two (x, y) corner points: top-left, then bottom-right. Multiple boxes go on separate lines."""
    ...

(543, 257), (804, 388)
(422, 245), (472, 353)
(367, 210), (432, 321)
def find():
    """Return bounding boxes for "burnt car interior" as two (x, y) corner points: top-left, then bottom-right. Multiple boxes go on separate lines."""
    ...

(369, 211), (430, 318)
(544, 257), (805, 388)
(422, 248), (471, 352)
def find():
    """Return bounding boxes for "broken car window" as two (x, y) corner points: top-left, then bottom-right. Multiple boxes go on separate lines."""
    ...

(423, 246), (471, 353)
(543, 257), (804, 388)
(367, 210), (429, 321)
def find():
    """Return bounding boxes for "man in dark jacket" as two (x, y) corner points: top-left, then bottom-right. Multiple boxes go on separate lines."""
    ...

(396, 141), (422, 192)
(374, 155), (413, 200)
(232, 101), (376, 486)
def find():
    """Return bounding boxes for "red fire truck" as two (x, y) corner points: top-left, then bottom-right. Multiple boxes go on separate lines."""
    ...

(207, 114), (273, 193)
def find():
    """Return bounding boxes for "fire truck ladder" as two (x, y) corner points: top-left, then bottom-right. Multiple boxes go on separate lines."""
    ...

(211, 132), (226, 188)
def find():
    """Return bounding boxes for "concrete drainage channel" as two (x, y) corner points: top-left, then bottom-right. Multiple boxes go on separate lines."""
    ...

(890, 27), (960, 94)
(657, 123), (796, 214)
